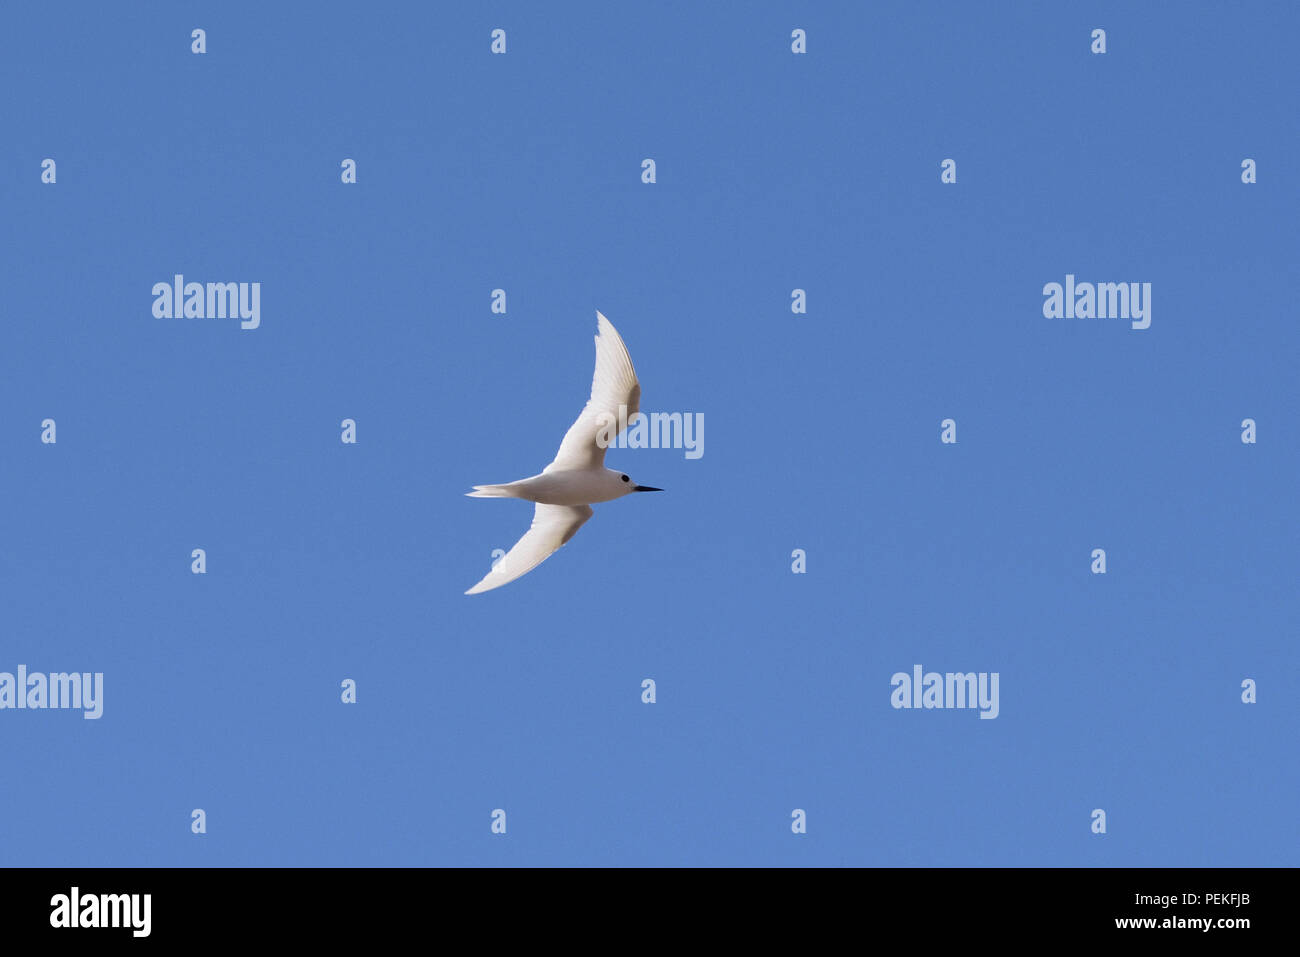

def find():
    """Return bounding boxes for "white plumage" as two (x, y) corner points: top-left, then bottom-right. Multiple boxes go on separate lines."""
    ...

(465, 312), (660, 595)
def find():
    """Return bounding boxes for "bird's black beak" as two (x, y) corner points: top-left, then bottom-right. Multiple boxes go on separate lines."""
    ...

(633, 485), (662, 492)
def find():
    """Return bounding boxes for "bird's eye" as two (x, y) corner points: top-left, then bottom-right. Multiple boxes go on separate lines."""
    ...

(621, 475), (629, 482)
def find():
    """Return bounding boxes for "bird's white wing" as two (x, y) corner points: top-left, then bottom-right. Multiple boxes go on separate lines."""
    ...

(464, 503), (594, 594)
(544, 311), (641, 473)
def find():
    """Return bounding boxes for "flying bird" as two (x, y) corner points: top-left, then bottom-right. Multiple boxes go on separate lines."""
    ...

(465, 312), (661, 594)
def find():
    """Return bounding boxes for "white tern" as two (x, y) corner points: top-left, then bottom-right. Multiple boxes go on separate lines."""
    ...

(465, 312), (661, 594)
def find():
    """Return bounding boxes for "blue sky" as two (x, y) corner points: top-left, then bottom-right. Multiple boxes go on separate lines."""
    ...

(1, 1), (1296, 866)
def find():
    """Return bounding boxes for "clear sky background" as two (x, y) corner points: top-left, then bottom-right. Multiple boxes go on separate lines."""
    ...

(2, 2), (1296, 866)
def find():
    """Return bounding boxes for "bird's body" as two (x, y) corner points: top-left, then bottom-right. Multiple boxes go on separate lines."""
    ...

(464, 312), (661, 595)
(468, 468), (643, 506)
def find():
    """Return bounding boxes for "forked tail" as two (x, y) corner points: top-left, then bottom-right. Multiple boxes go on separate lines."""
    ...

(466, 483), (521, 498)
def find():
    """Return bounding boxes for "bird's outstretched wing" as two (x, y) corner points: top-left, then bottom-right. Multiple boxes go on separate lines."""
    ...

(544, 312), (641, 473)
(464, 503), (594, 594)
